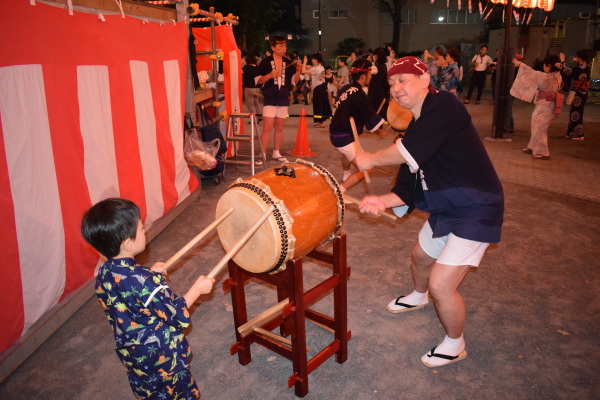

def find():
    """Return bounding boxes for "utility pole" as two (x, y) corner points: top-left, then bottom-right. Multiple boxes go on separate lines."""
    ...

(318, 0), (322, 51)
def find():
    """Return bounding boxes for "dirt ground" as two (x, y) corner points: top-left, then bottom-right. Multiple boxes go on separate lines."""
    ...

(1, 94), (599, 400)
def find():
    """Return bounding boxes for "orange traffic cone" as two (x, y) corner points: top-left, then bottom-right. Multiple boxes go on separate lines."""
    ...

(287, 108), (318, 157)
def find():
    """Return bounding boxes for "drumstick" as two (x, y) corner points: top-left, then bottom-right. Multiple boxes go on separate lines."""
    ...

(342, 194), (398, 221)
(252, 327), (312, 351)
(163, 208), (234, 271)
(207, 204), (276, 279)
(349, 116), (371, 183)
(238, 298), (289, 337)
(376, 98), (387, 115)
(284, 59), (299, 70)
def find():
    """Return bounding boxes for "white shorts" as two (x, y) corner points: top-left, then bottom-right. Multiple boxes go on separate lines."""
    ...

(262, 105), (288, 119)
(418, 221), (490, 267)
(337, 142), (357, 162)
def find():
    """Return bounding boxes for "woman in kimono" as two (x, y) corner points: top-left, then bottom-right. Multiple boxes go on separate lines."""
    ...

(558, 49), (596, 140)
(439, 47), (462, 94)
(512, 55), (562, 160)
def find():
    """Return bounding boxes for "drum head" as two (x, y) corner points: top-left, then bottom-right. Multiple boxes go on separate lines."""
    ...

(386, 98), (412, 131)
(216, 187), (287, 274)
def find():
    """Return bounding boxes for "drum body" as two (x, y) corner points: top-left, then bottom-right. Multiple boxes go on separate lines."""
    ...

(216, 160), (344, 274)
(386, 97), (413, 132)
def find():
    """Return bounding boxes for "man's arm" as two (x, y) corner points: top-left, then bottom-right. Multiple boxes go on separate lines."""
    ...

(355, 142), (407, 170)
(358, 192), (405, 217)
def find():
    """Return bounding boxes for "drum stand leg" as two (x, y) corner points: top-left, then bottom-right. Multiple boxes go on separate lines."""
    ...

(224, 234), (350, 398)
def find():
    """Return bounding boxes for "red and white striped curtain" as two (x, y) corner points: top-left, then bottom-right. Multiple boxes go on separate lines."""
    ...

(0, 1), (196, 354)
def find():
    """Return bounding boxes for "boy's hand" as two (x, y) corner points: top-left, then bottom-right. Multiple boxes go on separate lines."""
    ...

(195, 276), (215, 295)
(151, 262), (167, 275)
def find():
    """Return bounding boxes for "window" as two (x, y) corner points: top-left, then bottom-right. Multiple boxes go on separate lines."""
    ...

(328, 10), (348, 19)
(382, 9), (416, 25)
(313, 10), (320, 18)
(431, 9), (482, 24)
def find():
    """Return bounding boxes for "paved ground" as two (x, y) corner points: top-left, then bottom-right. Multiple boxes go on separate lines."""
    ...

(1, 92), (599, 400)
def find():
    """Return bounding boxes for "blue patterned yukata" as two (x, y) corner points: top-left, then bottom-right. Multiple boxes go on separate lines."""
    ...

(95, 258), (200, 399)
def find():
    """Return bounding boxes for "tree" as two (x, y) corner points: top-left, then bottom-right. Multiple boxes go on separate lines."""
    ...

(335, 37), (366, 57)
(372, 0), (407, 52)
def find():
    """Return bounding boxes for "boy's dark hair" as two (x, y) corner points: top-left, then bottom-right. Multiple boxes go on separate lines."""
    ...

(350, 58), (372, 82)
(81, 198), (141, 258)
(338, 57), (347, 65)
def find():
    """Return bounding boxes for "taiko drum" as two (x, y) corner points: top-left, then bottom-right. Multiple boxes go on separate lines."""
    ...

(216, 160), (344, 274)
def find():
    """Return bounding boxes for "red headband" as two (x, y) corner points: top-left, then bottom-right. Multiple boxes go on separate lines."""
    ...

(350, 67), (370, 74)
(387, 56), (428, 78)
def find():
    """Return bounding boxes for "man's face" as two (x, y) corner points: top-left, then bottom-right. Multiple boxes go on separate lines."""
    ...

(388, 73), (428, 109)
(271, 42), (287, 57)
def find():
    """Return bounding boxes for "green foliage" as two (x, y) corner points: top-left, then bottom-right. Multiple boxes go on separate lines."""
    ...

(335, 37), (366, 57)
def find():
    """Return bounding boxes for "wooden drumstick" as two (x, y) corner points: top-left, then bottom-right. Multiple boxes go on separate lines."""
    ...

(342, 194), (398, 221)
(238, 298), (289, 337)
(376, 97), (387, 115)
(349, 116), (371, 183)
(207, 204), (276, 279)
(252, 327), (312, 351)
(163, 208), (234, 271)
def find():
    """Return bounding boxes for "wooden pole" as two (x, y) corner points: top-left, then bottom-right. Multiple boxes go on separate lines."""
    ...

(163, 208), (234, 271)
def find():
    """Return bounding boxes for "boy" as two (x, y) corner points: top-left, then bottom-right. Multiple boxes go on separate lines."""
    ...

(81, 198), (214, 399)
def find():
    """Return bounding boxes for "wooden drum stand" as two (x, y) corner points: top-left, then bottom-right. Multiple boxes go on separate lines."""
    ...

(222, 233), (351, 397)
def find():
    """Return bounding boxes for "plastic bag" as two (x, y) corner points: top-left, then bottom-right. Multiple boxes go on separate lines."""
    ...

(183, 128), (218, 170)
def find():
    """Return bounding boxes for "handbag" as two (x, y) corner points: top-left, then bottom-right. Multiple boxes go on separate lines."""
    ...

(565, 77), (585, 106)
(565, 90), (575, 106)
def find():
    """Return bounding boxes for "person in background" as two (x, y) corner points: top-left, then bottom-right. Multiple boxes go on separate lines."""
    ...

(347, 51), (358, 70)
(355, 56), (504, 368)
(368, 47), (390, 119)
(439, 47), (462, 94)
(328, 58), (385, 194)
(256, 36), (301, 163)
(337, 57), (350, 86)
(386, 44), (397, 69)
(558, 49), (596, 140)
(242, 54), (262, 122)
(423, 46), (446, 91)
(324, 65), (338, 109)
(292, 71), (311, 105)
(464, 45), (494, 104)
(81, 198), (214, 400)
(302, 53), (331, 128)
(512, 55), (562, 159)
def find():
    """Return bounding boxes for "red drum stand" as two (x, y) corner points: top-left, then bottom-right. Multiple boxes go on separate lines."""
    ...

(223, 234), (350, 397)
